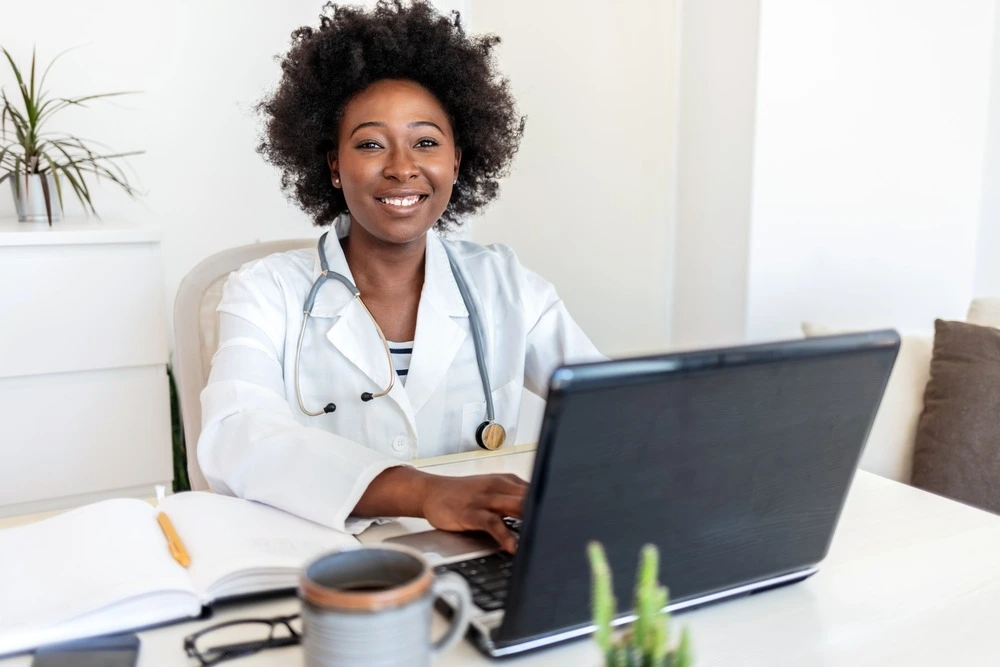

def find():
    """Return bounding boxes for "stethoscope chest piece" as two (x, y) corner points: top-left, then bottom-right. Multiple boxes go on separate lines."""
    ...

(476, 421), (506, 451)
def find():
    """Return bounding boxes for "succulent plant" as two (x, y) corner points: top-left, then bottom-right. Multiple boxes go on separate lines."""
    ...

(588, 542), (693, 667)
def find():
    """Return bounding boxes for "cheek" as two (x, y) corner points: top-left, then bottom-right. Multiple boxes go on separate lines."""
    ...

(426, 158), (457, 187)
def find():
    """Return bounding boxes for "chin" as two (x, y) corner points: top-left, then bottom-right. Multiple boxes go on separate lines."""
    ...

(367, 218), (437, 245)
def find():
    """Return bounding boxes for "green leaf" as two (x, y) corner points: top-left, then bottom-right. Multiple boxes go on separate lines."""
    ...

(0, 47), (26, 91)
(672, 628), (692, 667)
(38, 169), (54, 225)
(167, 365), (191, 493)
(29, 46), (37, 118)
(36, 91), (141, 126)
(37, 45), (81, 94)
(50, 168), (64, 212)
(589, 541), (617, 654)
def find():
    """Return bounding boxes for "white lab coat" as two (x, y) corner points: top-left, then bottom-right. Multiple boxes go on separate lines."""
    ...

(198, 223), (603, 533)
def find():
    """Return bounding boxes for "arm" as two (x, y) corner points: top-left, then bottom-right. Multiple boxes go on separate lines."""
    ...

(199, 261), (525, 548)
(518, 263), (607, 397)
(199, 307), (402, 533)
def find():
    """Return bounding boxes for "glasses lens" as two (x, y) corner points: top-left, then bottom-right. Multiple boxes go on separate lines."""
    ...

(193, 617), (302, 663)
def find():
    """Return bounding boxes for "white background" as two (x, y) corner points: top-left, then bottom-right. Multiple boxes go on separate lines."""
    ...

(2, 0), (1000, 353)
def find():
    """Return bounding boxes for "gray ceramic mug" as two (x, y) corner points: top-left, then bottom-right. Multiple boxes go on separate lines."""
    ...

(299, 544), (472, 667)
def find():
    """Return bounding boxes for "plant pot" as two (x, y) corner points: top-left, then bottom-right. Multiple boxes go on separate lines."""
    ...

(10, 173), (63, 223)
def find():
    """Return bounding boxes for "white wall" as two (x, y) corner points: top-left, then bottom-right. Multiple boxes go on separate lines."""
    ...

(468, 0), (679, 358)
(0, 0), (468, 349)
(976, 1), (1000, 299)
(746, 0), (997, 339)
(670, 0), (761, 348)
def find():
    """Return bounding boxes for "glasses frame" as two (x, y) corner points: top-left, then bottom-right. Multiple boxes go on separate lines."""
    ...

(183, 613), (302, 666)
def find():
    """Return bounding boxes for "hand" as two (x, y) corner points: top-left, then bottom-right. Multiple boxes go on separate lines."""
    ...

(421, 473), (528, 553)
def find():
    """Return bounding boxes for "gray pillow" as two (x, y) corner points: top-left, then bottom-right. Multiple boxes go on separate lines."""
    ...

(912, 319), (1000, 514)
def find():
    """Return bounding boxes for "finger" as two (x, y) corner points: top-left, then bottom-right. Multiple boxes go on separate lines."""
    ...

(500, 473), (528, 486)
(474, 510), (518, 554)
(484, 493), (525, 518)
(488, 474), (529, 494)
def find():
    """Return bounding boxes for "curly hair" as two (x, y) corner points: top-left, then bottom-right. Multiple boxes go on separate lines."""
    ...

(256, 0), (525, 229)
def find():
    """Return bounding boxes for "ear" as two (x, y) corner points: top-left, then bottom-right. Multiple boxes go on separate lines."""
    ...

(453, 147), (462, 182)
(327, 149), (341, 189)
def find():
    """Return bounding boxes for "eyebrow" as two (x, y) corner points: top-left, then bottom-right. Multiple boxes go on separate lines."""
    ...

(349, 120), (446, 138)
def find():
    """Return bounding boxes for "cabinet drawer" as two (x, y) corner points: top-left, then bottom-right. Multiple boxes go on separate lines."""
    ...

(0, 365), (173, 509)
(0, 243), (168, 378)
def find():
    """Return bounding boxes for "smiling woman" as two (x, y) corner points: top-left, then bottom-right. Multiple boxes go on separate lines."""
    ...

(196, 0), (604, 555)
(256, 0), (524, 230)
(331, 79), (460, 250)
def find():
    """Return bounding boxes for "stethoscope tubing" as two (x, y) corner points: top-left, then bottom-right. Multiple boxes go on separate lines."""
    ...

(294, 232), (496, 428)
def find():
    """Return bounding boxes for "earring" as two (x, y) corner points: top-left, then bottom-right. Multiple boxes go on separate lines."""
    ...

(453, 179), (458, 185)
(334, 178), (340, 186)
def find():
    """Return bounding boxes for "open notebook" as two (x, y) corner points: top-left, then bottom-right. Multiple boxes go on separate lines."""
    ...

(0, 492), (358, 656)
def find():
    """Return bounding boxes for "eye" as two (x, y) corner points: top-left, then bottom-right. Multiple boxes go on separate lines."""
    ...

(356, 140), (382, 150)
(416, 138), (439, 148)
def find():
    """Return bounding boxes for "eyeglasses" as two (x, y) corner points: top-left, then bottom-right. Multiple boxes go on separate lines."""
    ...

(183, 614), (302, 665)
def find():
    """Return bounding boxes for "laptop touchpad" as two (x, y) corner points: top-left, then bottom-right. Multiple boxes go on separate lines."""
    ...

(384, 529), (498, 564)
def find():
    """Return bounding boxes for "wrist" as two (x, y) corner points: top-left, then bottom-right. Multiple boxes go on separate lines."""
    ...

(411, 469), (438, 519)
(355, 465), (435, 518)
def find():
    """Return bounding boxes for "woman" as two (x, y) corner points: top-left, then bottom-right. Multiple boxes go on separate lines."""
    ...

(199, 1), (602, 553)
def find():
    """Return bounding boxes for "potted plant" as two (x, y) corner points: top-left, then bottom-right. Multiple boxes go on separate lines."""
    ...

(588, 541), (693, 667)
(0, 46), (142, 225)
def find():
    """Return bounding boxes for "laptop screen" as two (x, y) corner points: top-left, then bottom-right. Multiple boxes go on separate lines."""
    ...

(499, 331), (898, 644)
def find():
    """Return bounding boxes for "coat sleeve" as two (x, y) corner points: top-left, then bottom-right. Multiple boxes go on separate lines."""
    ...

(197, 260), (403, 534)
(510, 252), (608, 397)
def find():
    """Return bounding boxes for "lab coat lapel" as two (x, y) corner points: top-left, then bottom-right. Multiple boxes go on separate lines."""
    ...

(316, 228), (417, 430)
(406, 231), (469, 415)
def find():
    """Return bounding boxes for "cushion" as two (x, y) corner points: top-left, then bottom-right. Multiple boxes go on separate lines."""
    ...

(967, 297), (1000, 328)
(911, 319), (1000, 513)
(802, 322), (932, 483)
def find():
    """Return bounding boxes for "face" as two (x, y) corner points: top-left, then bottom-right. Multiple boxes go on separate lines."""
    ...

(328, 79), (461, 246)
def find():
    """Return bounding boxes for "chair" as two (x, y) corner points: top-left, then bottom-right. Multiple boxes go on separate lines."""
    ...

(173, 239), (314, 491)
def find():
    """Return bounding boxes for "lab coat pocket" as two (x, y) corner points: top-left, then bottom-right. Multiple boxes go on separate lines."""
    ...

(460, 379), (522, 449)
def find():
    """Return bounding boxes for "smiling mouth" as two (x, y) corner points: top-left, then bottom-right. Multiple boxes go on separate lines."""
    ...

(375, 195), (428, 208)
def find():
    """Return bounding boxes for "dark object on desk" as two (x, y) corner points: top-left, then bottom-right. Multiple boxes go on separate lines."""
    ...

(32, 634), (139, 667)
(184, 614), (301, 666)
(912, 319), (1000, 514)
(431, 330), (899, 658)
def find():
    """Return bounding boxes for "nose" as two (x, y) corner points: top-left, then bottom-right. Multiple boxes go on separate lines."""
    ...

(383, 146), (419, 182)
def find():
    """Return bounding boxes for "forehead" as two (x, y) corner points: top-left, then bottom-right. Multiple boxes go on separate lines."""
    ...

(340, 79), (452, 133)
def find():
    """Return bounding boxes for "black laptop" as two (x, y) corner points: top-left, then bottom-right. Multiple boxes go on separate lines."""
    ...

(398, 330), (899, 657)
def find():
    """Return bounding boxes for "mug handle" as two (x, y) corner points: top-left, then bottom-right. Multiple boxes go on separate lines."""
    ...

(430, 571), (473, 655)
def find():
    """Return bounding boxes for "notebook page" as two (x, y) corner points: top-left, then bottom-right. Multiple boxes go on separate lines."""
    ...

(160, 492), (359, 601)
(0, 499), (198, 656)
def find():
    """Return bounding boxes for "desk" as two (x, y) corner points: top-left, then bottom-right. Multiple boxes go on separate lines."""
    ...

(5, 449), (1000, 666)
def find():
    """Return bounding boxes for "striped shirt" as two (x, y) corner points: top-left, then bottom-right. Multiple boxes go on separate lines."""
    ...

(387, 341), (413, 386)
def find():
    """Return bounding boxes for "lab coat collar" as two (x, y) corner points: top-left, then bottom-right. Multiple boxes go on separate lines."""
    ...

(308, 221), (468, 319)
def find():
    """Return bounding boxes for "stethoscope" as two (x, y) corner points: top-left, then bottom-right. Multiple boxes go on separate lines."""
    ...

(294, 231), (507, 450)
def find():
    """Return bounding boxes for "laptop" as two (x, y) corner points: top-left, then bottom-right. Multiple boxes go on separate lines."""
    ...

(388, 330), (899, 658)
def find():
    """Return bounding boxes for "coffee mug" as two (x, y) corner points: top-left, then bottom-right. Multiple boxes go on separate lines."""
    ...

(299, 544), (472, 667)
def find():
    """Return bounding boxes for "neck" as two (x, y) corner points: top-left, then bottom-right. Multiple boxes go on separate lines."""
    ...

(341, 223), (427, 294)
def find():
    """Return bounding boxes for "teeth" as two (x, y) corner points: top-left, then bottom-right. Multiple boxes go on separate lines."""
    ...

(379, 196), (422, 206)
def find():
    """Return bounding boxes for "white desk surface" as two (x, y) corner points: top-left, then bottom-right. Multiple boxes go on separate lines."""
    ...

(5, 448), (1000, 666)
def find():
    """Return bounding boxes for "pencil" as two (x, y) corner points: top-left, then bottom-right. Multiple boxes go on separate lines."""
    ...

(157, 511), (192, 568)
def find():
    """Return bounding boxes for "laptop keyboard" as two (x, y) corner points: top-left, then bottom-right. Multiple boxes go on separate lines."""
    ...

(433, 517), (521, 612)
(435, 552), (513, 611)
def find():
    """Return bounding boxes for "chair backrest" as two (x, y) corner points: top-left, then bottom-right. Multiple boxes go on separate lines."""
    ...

(174, 239), (314, 491)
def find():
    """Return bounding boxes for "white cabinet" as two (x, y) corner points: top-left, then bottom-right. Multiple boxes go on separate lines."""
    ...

(0, 219), (172, 517)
